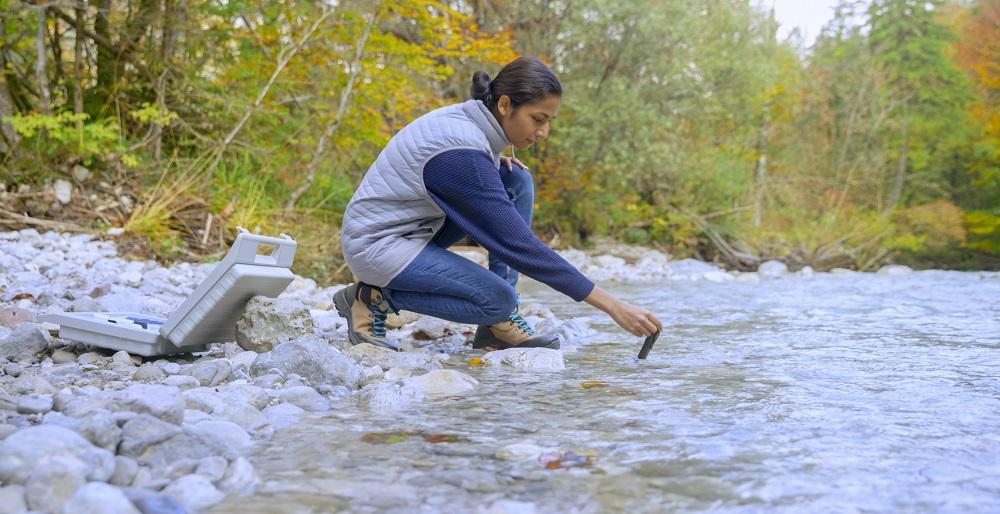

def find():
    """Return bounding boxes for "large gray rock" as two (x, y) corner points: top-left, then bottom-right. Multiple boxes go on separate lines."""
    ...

(0, 425), (115, 484)
(235, 296), (314, 352)
(63, 482), (141, 514)
(184, 359), (231, 386)
(41, 410), (121, 452)
(0, 323), (50, 361)
(161, 474), (225, 513)
(25, 457), (87, 512)
(188, 420), (252, 452)
(11, 374), (56, 394)
(135, 429), (237, 468)
(277, 385), (328, 412)
(261, 403), (304, 430)
(109, 384), (185, 424)
(15, 394), (53, 414)
(119, 414), (182, 457)
(251, 336), (363, 388)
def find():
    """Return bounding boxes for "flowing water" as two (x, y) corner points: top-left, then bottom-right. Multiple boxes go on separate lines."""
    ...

(212, 271), (1000, 513)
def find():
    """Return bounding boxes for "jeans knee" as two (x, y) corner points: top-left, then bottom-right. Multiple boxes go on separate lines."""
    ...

(507, 164), (534, 194)
(479, 283), (517, 325)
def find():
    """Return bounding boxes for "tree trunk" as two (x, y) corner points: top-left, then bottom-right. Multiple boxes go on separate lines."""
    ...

(753, 99), (771, 228)
(35, 2), (52, 115)
(888, 113), (909, 211)
(0, 15), (20, 149)
(73, 3), (84, 138)
(95, 0), (113, 106)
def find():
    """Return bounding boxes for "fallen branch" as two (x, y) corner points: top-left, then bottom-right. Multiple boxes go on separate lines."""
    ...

(0, 207), (86, 232)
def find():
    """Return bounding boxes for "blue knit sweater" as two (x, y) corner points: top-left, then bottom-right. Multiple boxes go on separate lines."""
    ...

(423, 149), (595, 302)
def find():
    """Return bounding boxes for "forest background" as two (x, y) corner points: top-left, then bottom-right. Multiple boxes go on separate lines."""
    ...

(0, 0), (997, 282)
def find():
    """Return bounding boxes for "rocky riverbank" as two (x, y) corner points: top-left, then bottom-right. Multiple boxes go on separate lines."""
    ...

(0, 229), (908, 513)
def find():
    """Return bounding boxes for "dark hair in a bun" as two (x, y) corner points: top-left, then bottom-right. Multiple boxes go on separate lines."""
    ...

(470, 56), (562, 112)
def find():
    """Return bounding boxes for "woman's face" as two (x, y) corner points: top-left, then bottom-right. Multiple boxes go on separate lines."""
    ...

(495, 94), (561, 150)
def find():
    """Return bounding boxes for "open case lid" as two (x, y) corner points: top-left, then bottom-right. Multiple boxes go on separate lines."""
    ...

(159, 228), (297, 348)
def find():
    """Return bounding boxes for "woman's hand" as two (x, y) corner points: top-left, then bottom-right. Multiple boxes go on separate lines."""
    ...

(499, 155), (529, 172)
(608, 301), (661, 337)
(584, 285), (662, 337)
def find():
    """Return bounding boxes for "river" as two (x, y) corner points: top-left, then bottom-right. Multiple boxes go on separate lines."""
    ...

(211, 270), (1000, 513)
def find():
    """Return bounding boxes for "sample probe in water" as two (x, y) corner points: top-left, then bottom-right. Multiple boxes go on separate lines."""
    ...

(637, 330), (661, 360)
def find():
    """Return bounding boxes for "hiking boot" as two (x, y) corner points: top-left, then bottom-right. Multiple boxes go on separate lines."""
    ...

(333, 282), (398, 351)
(472, 305), (560, 350)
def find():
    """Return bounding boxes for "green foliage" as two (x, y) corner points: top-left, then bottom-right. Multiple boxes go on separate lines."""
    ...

(964, 211), (1000, 254)
(4, 112), (121, 164)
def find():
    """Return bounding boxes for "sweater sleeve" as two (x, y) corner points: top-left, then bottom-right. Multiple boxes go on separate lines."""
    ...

(423, 149), (596, 302)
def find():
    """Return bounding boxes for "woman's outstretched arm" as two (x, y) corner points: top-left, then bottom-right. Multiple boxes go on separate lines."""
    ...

(583, 285), (662, 337)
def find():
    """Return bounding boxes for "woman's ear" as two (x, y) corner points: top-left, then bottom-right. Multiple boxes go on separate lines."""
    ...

(497, 95), (512, 118)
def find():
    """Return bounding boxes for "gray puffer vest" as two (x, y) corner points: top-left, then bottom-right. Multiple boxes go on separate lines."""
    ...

(341, 99), (511, 287)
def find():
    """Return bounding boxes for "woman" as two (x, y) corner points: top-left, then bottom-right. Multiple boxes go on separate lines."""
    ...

(335, 56), (662, 351)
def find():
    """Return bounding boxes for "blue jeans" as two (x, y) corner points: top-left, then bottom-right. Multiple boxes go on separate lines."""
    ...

(381, 163), (534, 326)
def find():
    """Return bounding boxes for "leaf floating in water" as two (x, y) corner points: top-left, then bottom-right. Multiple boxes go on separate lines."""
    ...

(361, 431), (414, 444)
(580, 381), (609, 389)
(423, 433), (464, 443)
(468, 357), (484, 366)
(363, 431), (465, 444)
(538, 450), (595, 470)
(582, 355), (600, 361)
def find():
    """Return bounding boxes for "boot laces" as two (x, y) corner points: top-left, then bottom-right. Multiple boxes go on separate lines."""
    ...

(508, 310), (535, 335)
(359, 283), (393, 338)
(369, 305), (388, 338)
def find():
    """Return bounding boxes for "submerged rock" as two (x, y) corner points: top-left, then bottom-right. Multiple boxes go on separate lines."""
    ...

(482, 348), (565, 372)
(401, 369), (478, 400)
(357, 381), (423, 411)
(495, 442), (546, 461)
